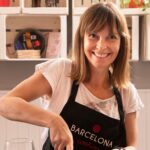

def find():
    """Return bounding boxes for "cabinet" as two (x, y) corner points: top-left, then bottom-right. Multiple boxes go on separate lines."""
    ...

(0, 0), (68, 60)
(72, 0), (150, 61)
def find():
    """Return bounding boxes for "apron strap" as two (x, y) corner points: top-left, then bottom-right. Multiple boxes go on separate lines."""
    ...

(113, 87), (125, 122)
(113, 87), (127, 147)
(67, 80), (79, 103)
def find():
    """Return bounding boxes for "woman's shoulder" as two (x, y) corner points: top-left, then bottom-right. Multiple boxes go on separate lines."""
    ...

(120, 82), (138, 95)
(120, 82), (141, 104)
(120, 83), (144, 113)
(36, 58), (72, 70)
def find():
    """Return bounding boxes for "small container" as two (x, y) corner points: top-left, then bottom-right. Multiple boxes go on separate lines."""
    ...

(45, 0), (56, 7)
(16, 50), (41, 59)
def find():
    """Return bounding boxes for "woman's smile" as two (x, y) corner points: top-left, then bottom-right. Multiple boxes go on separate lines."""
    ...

(92, 51), (111, 59)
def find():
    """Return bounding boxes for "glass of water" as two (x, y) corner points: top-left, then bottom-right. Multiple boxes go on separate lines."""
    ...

(5, 138), (34, 150)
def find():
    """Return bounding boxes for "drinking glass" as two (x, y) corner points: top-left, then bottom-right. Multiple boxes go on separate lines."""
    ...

(5, 138), (34, 150)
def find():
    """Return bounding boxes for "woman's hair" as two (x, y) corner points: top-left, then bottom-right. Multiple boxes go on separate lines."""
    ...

(70, 2), (130, 88)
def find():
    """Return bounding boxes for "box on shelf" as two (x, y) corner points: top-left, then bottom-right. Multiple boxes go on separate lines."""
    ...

(0, 14), (67, 60)
(16, 50), (41, 59)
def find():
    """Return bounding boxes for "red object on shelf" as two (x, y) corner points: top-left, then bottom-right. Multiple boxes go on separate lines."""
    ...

(34, 40), (41, 47)
(0, 0), (10, 7)
(139, 0), (144, 7)
(129, 0), (138, 8)
(129, 0), (144, 8)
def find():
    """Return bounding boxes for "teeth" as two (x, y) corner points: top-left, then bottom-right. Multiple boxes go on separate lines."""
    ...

(94, 53), (108, 58)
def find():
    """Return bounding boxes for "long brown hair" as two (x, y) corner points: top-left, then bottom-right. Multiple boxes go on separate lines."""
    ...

(71, 2), (130, 88)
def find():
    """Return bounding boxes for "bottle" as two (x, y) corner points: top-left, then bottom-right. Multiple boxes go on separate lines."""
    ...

(32, 0), (41, 7)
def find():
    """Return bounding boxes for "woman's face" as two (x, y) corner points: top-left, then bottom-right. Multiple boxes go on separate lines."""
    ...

(84, 25), (120, 71)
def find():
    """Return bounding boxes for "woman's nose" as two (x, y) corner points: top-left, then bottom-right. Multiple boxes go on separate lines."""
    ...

(96, 38), (107, 50)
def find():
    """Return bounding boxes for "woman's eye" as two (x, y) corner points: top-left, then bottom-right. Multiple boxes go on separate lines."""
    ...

(109, 34), (119, 39)
(89, 33), (97, 38)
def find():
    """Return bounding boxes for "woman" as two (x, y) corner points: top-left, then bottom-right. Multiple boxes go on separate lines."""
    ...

(0, 2), (143, 150)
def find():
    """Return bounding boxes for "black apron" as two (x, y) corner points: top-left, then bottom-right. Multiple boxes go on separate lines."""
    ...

(43, 81), (126, 150)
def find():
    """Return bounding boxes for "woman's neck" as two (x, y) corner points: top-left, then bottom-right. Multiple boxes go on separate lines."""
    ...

(84, 69), (111, 89)
(83, 70), (113, 99)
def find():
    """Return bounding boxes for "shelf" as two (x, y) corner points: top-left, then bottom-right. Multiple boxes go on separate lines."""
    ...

(0, 0), (69, 15)
(122, 8), (150, 16)
(72, 0), (150, 16)
(22, 7), (68, 15)
(0, 15), (67, 60)
(73, 7), (150, 16)
(22, 0), (69, 15)
(0, 7), (21, 14)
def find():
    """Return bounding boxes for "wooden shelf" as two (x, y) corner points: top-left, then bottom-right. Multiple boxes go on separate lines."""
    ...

(122, 8), (150, 16)
(73, 7), (150, 16)
(22, 0), (69, 15)
(22, 7), (68, 15)
(0, 7), (21, 14)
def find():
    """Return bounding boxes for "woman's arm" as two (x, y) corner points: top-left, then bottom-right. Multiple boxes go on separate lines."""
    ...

(0, 71), (52, 122)
(124, 112), (138, 150)
(0, 71), (73, 150)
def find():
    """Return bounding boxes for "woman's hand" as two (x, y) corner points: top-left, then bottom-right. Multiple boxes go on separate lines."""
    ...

(49, 114), (73, 150)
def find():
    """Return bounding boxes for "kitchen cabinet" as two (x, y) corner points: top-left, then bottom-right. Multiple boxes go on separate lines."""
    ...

(0, 0), (68, 60)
